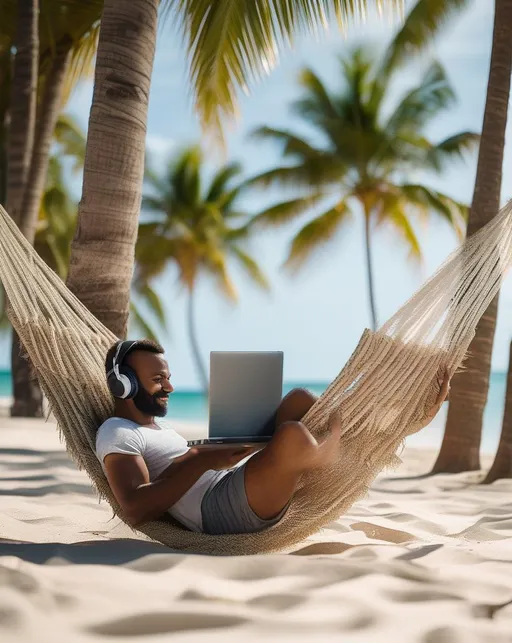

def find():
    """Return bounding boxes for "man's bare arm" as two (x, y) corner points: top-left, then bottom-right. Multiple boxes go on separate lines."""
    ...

(103, 453), (210, 526)
(103, 446), (255, 527)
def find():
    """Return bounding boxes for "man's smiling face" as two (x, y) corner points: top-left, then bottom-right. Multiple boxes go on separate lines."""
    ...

(126, 350), (174, 417)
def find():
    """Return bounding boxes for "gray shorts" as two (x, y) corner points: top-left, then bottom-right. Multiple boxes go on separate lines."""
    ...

(201, 462), (288, 535)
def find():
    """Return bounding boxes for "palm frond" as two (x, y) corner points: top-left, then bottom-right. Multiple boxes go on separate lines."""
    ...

(427, 131), (480, 171)
(380, 202), (422, 262)
(144, 159), (169, 197)
(293, 67), (341, 123)
(206, 162), (243, 202)
(400, 183), (468, 240)
(247, 160), (343, 191)
(170, 0), (403, 136)
(207, 251), (238, 302)
(229, 246), (270, 291)
(284, 201), (352, 272)
(379, 0), (472, 79)
(251, 125), (327, 162)
(134, 283), (167, 327)
(141, 195), (168, 217)
(249, 194), (327, 229)
(53, 113), (86, 170)
(171, 146), (202, 206)
(60, 21), (100, 106)
(129, 300), (161, 343)
(385, 61), (454, 133)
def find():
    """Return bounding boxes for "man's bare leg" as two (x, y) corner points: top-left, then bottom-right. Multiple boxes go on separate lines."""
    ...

(244, 414), (341, 520)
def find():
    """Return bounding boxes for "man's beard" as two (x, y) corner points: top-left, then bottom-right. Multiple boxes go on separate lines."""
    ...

(132, 386), (168, 417)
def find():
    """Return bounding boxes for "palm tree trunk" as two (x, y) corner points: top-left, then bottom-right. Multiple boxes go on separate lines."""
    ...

(0, 116), (6, 206)
(10, 40), (70, 419)
(6, 0), (38, 222)
(66, 0), (159, 338)
(7, 0), (43, 418)
(483, 341), (512, 482)
(432, 0), (512, 474)
(0, 43), (9, 205)
(20, 40), (71, 244)
(10, 339), (44, 417)
(186, 288), (209, 393)
(363, 208), (378, 331)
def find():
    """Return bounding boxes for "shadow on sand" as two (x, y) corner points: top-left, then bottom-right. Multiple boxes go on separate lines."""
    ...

(0, 538), (179, 565)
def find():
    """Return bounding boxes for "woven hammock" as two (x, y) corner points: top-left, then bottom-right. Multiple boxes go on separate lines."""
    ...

(0, 200), (511, 555)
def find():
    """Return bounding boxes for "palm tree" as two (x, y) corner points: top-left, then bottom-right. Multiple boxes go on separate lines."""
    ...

(0, 114), (85, 317)
(6, 0), (41, 417)
(5, 0), (38, 221)
(247, 46), (478, 329)
(1, 0), (102, 240)
(64, 0), (413, 340)
(433, 0), (512, 474)
(138, 146), (269, 390)
(1, 0), (102, 416)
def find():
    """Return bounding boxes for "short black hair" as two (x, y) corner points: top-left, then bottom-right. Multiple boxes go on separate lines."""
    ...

(105, 339), (164, 375)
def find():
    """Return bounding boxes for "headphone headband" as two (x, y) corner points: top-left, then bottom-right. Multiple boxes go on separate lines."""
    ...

(107, 340), (139, 377)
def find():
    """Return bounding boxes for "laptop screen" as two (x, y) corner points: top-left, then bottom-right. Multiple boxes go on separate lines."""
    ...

(208, 352), (284, 438)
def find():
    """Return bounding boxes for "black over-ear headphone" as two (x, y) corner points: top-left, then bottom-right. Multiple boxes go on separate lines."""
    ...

(107, 340), (140, 399)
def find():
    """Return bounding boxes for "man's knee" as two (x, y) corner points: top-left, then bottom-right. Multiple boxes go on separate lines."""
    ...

(272, 421), (316, 449)
(283, 388), (317, 416)
(285, 387), (316, 404)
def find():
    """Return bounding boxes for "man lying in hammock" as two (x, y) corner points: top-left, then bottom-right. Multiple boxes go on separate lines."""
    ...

(96, 339), (450, 535)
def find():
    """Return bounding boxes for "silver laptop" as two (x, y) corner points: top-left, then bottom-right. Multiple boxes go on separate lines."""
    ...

(187, 351), (283, 449)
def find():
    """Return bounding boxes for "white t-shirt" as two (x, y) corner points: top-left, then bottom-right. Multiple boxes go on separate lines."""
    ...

(95, 417), (227, 532)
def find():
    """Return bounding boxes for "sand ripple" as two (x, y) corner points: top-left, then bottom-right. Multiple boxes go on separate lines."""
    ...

(1, 418), (511, 642)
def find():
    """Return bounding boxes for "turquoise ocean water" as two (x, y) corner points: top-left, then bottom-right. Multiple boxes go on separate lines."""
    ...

(0, 371), (507, 454)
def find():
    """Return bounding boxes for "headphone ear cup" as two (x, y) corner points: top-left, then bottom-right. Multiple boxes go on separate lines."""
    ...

(108, 372), (126, 398)
(119, 366), (139, 399)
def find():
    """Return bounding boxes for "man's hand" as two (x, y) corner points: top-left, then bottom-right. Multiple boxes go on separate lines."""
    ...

(193, 446), (257, 471)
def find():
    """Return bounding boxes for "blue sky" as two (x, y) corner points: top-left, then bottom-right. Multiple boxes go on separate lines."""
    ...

(1, 0), (510, 391)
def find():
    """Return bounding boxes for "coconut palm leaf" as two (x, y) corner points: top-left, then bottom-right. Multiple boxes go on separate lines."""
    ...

(170, 146), (202, 206)
(53, 113), (86, 170)
(170, 0), (403, 135)
(292, 68), (342, 125)
(251, 125), (331, 163)
(229, 247), (270, 291)
(385, 62), (454, 133)
(206, 162), (243, 202)
(378, 0), (473, 81)
(0, 0), (103, 102)
(400, 183), (468, 239)
(60, 20), (100, 104)
(249, 194), (328, 229)
(129, 300), (161, 343)
(246, 165), (331, 191)
(284, 201), (352, 272)
(134, 283), (167, 327)
(376, 195), (422, 261)
(426, 131), (481, 171)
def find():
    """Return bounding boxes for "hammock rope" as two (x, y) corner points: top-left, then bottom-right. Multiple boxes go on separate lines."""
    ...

(0, 200), (511, 555)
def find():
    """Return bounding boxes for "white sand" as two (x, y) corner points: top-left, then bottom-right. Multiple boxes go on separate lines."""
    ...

(1, 418), (511, 642)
